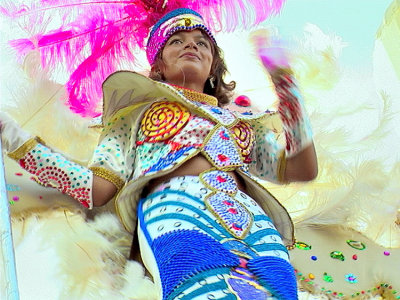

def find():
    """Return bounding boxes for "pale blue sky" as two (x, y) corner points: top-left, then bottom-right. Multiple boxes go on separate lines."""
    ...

(265, 0), (392, 67)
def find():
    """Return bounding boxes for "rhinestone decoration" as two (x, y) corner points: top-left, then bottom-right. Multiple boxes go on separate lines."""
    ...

(346, 240), (366, 250)
(205, 192), (252, 239)
(200, 170), (238, 195)
(197, 104), (236, 126)
(141, 101), (191, 142)
(345, 273), (358, 284)
(330, 251), (345, 261)
(323, 272), (334, 283)
(203, 127), (242, 169)
(231, 121), (255, 158)
(295, 241), (312, 250)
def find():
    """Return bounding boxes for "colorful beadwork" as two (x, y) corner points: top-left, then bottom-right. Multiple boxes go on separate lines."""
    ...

(203, 127), (243, 169)
(346, 240), (366, 250)
(200, 170), (238, 195)
(18, 143), (93, 208)
(173, 85), (218, 106)
(197, 104), (236, 126)
(205, 192), (252, 239)
(146, 8), (217, 65)
(345, 273), (358, 284)
(231, 121), (255, 158)
(330, 251), (345, 261)
(172, 115), (214, 147)
(295, 241), (312, 250)
(323, 272), (334, 283)
(227, 265), (272, 298)
(141, 101), (191, 142)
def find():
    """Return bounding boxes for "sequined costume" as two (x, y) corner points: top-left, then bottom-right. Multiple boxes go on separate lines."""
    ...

(87, 71), (298, 299)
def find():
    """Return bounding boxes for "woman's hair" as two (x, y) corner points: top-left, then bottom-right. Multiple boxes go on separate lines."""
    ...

(148, 40), (236, 106)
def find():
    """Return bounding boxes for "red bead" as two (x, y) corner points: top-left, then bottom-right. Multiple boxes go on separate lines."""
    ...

(234, 95), (251, 107)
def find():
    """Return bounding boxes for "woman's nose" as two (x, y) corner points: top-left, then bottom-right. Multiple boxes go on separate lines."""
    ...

(184, 41), (197, 50)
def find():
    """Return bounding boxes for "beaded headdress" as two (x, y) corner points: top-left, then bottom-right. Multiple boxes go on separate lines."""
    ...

(146, 8), (217, 66)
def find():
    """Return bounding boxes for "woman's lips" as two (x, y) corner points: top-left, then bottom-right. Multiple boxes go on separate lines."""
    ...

(180, 52), (200, 59)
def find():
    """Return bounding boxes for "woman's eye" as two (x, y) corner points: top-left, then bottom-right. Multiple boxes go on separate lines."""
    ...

(170, 39), (182, 45)
(197, 41), (207, 47)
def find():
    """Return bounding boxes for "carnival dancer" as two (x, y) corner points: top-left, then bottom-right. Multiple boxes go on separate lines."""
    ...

(1, 8), (317, 300)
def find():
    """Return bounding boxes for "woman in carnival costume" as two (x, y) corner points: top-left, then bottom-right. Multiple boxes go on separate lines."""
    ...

(1, 7), (317, 300)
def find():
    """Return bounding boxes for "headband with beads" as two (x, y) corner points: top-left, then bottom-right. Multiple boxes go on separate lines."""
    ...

(146, 8), (217, 66)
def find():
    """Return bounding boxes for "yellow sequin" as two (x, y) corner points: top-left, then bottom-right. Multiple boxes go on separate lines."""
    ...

(173, 86), (219, 106)
(141, 101), (191, 142)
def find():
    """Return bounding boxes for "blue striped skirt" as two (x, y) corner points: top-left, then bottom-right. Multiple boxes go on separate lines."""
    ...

(137, 170), (298, 300)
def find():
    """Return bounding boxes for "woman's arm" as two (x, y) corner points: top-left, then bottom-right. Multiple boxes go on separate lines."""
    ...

(92, 175), (117, 207)
(284, 143), (318, 182)
(1, 112), (129, 208)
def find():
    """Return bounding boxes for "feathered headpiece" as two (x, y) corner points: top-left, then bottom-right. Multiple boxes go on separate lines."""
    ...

(1, 0), (285, 117)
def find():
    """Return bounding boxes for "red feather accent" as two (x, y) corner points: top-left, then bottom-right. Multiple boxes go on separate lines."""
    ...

(1, 0), (286, 117)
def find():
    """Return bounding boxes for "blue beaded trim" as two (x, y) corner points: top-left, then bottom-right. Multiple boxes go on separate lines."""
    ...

(251, 243), (289, 255)
(247, 256), (298, 300)
(152, 229), (239, 298)
(179, 280), (228, 300)
(167, 266), (232, 300)
(147, 213), (223, 241)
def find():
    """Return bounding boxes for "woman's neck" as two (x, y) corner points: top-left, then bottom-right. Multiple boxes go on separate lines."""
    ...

(167, 80), (205, 93)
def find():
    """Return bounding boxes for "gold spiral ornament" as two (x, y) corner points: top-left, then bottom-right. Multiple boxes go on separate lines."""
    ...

(141, 101), (191, 142)
(231, 121), (254, 157)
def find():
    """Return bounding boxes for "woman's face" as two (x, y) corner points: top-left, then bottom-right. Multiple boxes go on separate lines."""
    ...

(160, 29), (213, 90)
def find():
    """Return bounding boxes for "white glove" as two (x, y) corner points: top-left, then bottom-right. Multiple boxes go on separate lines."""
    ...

(0, 112), (33, 153)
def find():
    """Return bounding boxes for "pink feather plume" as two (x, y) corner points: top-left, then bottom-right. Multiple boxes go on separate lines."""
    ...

(2, 0), (286, 117)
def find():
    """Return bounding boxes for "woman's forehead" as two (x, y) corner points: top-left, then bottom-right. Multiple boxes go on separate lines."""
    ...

(170, 29), (208, 39)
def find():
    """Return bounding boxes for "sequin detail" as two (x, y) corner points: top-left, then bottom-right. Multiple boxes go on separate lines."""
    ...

(227, 263), (273, 299)
(200, 170), (238, 195)
(205, 192), (252, 239)
(173, 116), (214, 147)
(19, 143), (92, 208)
(196, 104), (236, 126)
(231, 121), (255, 159)
(141, 101), (191, 142)
(203, 127), (242, 169)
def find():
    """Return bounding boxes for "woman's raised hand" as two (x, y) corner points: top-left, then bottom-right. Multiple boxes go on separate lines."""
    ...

(250, 29), (291, 73)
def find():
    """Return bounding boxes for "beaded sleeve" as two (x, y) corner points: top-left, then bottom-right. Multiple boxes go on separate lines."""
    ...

(248, 122), (287, 184)
(8, 138), (94, 208)
(88, 112), (137, 192)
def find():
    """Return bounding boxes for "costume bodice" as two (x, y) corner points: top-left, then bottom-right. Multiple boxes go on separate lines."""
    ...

(134, 101), (254, 179)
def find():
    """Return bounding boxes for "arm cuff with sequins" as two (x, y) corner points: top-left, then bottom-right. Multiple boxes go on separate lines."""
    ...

(89, 166), (125, 191)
